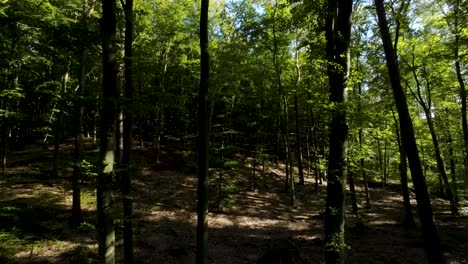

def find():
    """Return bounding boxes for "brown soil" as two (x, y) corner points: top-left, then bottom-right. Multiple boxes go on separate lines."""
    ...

(0, 143), (467, 263)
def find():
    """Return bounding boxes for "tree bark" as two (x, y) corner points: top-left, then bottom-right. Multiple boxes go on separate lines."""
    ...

(98, 0), (118, 263)
(409, 64), (458, 215)
(374, 0), (445, 262)
(196, 0), (210, 261)
(392, 110), (415, 227)
(452, 0), (468, 182)
(122, 0), (134, 262)
(324, 0), (352, 263)
(294, 43), (304, 185)
(348, 168), (359, 215)
(295, 93), (304, 185)
(71, 47), (86, 225)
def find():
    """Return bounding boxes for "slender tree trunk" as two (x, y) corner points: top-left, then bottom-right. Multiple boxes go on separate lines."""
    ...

(281, 114), (290, 191)
(359, 129), (370, 207)
(452, 0), (468, 182)
(196, 0), (210, 261)
(252, 145), (257, 190)
(374, 0), (445, 262)
(1, 99), (9, 176)
(383, 139), (388, 186)
(447, 131), (459, 206)
(52, 117), (60, 177)
(295, 93), (304, 185)
(348, 168), (359, 215)
(324, 0), (352, 263)
(71, 47), (86, 225)
(294, 43), (304, 185)
(53, 68), (69, 178)
(392, 110), (415, 227)
(423, 108), (457, 215)
(121, 0), (134, 262)
(409, 64), (458, 215)
(98, 0), (118, 263)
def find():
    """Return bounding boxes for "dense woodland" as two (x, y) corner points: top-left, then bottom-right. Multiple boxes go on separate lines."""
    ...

(0, 0), (467, 263)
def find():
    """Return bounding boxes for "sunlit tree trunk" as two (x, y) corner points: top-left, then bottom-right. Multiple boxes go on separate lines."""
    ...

(374, 0), (445, 262)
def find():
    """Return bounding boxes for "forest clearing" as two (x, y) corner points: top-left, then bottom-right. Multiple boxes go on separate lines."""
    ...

(0, 140), (467, 263)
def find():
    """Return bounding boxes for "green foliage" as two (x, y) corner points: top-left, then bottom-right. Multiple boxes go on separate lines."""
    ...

(81, 159), (98, 184)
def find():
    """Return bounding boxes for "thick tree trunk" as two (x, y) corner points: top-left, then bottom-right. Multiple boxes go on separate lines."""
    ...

(98, 0), (118, 263)
(324, 0), (352, 263)
(122, 0), (134, 262)
(374, 0), (445, 262)
(196, 0), (210, 261)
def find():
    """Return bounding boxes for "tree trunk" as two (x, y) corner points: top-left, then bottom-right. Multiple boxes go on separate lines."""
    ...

(252, 145), (257, 191)
(374, 0), (445, 262)
(294, 43), (304, 185)
(409, 62), (458, 215)
(98, 0), (118, 263)
(295, 93), (305, 185)
(122, 0), (134, 262)
(392, 110), (415, 227)
(452, 0), (468, 182)
(447, 128), (459, 202)
(423, 108), (457, 215)
(324, 0), (352, 263)
(71, 47), (86, 225)
(1, 99), (9, 176)
(348, 168), (359, 215)
(383, 139), (388, 186)
(196, 0), (210, 261)
(359, 129), (370, 208)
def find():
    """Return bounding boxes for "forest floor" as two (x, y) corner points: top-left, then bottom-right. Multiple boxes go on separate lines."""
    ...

(0, 139), (467, 264)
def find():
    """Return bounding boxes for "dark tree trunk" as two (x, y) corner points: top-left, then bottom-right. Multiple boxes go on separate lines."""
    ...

(294, 93), (305, 185)
(383, 139), (388, 186)
(293, 45), (304, 185)
(71, 47), (86, 225)
(348, 168), (359, 215)
(196, 0), (210, 261)
(98, 0), (118, 263)
(445, 125), (459, 207)
(409, 63), (458, 215)
(323, 0), (352, 263)
(392, 110), (415, 227)
(374, 0), (445, 262)
(423, 109), (457, 215)
(359, 129), (370, 208)
(122, 0), (134, 262)
(452, 0), (468, 182)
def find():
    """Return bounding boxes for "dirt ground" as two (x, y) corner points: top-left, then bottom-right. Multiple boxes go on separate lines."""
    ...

(0, 143), (467, 264)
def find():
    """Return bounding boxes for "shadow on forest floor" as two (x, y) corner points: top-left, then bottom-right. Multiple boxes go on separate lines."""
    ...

(0, 141), (467, 263)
